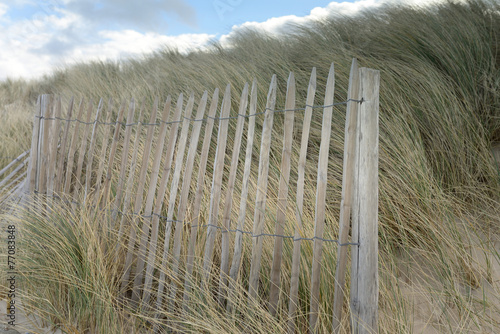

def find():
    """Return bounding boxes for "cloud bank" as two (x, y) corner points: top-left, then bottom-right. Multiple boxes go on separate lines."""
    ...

(1, 0), (445, 81)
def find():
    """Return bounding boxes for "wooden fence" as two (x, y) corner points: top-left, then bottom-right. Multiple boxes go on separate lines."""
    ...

(3, 59), (380, 333)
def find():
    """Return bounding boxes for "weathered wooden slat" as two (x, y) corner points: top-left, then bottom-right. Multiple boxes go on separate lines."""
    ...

(332, 58), (360, 333)
(112, 99), (136, 217)
(182, 88), (219, 307)
(153, 93), (194, 312)
(115, 106), (145, 246)
(0, 157), (30, 189)
(38, 95), (53, 194)
(84, 98), (104, 199)
(149, 92), (189, 313)
(120, 98), (158, 293)
(130, 97), (172, 303)
(218, 83), (249, 304)
(92, 98), (114, 206)
(0, 150), (30, 180)
(0, 171), (27, 204)
(269, 72), (295, 315)
(55, 97), (74, 193)
(72, 100), (94, 196)
(351, 67), (380, 334)
(168, 91), (208, 308)
(63, 98), (86, 194)
(202, 84), (231, 280)
(309, 63), (335, 332)
(228, 79), (257, 287)
(101, 99), (127, 205)
(47, 96), (61, 198)
(288, 67), (316, 334)
(248, 74), (277, 300)
(140, 95), (182, 307)
(26, 96), (42, 193)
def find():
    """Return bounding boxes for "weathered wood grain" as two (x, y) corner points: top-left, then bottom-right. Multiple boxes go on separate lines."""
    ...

(269, 72), (295, 315)
(288, 67), (316, 334)
(248, 74), (277, 301)
(309, 63), (335, 333)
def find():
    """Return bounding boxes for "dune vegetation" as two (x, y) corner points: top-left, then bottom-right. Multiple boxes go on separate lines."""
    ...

(1, 0), (500, 332)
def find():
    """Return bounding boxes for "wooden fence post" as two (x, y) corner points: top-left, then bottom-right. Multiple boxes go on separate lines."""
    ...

(332, 58), (359, 332)
(351, 67), (380, 334)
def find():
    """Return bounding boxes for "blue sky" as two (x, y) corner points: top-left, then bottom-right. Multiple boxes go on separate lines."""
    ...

(0, 0), (439, 81)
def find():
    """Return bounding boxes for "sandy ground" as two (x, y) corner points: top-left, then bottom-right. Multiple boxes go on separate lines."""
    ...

(0, 299), (62, 334)
(406, 233), (500, 333)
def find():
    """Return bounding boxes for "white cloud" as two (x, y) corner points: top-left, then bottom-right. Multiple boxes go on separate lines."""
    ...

(220, 0), (382, 46)
(0, 0), (451, 81)
(63, 30), (215, 64)
(0, 2), (212, 80)
(0, 3), (8, 18)
(219, 0), (451, 47)
(64, 0), (198, 32)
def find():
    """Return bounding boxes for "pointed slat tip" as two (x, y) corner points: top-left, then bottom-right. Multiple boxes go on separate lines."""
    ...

(328, 62), (335, 76)
(267, 74), (277, 97)
(311, 67), (317, 77)
(325, 63), (335, 88)
(177, 92), (184, 104)
(251, 79), (257, 92)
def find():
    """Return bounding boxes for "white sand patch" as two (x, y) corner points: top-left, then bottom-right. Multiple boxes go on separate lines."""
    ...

(0, 299), (62, 334)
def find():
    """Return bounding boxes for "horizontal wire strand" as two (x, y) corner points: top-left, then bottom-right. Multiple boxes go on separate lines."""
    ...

(33, 99), (363, 126)
(31, 190), (358, 246)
